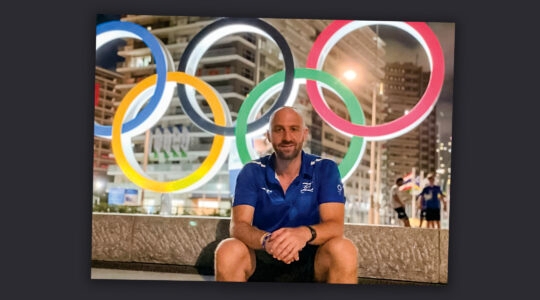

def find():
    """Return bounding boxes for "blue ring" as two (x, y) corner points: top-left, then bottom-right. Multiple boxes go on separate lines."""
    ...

(176, 17), (295, 136)
(95, 21), (167, 138)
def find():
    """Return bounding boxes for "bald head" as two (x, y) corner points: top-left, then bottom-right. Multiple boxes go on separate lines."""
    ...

(266, 106), (308, 161)
(268, 106), (306, 129)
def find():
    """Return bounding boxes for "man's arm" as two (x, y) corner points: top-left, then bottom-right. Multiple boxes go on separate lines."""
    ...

(269, 202), (345, 249)
(230, 204), (268, 250)
(393, 192), (406, 207)
(267, 202), (345, 263)
(438, 188), (447, 211)
(307, 202), (345, 245)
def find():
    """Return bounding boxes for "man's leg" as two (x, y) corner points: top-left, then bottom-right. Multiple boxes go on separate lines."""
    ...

(214, 237), (255, 281)
(313, 237), (358, 284)
(403, 217), (411, 227)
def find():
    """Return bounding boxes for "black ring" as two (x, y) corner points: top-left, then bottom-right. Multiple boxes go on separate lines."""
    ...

(177, 17), (295, 136)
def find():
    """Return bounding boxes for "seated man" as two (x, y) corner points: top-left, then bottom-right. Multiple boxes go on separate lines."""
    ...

(214, 106), (358, 283)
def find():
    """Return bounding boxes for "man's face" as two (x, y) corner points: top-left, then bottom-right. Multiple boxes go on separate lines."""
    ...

(267, 108), (308, 161)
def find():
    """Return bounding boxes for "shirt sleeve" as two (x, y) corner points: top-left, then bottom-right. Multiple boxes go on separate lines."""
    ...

(438, 186), (446, 197)
(317, 159), (345, 204)
(231, 163), (259, 207)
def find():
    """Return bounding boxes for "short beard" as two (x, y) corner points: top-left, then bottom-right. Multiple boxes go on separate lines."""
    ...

(274, 143), (302, 160)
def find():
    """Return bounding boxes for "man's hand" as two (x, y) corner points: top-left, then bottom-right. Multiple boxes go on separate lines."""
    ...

(265, 227), (309, 264)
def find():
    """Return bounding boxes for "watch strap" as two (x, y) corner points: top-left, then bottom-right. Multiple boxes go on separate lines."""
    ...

(306, 225), (316, 243)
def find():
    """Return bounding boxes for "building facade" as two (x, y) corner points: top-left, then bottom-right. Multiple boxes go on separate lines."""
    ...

(378, 62), (439, 224)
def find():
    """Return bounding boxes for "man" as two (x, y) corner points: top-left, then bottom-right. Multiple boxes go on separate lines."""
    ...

(418, 173), (447, 229)
(390, 178), (411, 227)
(214, 106), (358, 283)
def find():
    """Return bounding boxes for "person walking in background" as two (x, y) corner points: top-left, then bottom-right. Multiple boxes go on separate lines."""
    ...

(390, 177), (411, 227)
(418, 173), (447, 229)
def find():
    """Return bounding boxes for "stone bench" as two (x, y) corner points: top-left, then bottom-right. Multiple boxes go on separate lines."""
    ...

(92, 213), (448, 284)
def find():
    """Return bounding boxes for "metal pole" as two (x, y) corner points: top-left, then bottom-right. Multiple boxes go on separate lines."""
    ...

(141, 130), (150, 203)
(375, 140), (382, 225)
(368, 84), (377, 224)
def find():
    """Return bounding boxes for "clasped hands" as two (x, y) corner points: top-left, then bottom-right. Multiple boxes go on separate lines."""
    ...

(264, 227), (308, 264)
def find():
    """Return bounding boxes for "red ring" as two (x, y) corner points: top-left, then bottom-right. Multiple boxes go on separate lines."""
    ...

(306, 21), (445, 140)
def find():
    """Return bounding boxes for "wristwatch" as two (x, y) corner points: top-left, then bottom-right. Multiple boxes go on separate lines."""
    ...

(306, 225), (317, 243)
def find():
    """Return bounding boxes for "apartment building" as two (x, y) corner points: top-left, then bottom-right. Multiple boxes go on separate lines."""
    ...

(379, 62), (438, 224)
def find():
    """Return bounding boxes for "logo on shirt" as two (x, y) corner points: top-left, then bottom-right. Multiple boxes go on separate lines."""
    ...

(300, 182), (314, 193)
(310, 158), (323, 165)
(337, 184), (343, 195)
(261, 187), (272, 194)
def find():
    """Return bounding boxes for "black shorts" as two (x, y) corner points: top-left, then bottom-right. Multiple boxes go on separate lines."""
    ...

(248, 244), (319, 282)
(394, 206), (408, 219)
(419, 209), (427, 219)
(425, 208), (441, 221)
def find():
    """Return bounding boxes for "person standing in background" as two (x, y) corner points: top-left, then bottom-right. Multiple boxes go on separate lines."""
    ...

(418, 173), (447, 229)
(390, 177), (411, 227)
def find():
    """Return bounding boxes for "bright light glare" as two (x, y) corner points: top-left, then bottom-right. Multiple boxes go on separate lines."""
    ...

(95, 181), (103, 190)
(343, 70), (357, 81)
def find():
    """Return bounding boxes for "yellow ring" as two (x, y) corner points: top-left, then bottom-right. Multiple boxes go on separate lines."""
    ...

(111, 71), (227, 193)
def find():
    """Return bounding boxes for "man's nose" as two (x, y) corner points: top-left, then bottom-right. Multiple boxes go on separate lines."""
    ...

(282, 129), (293, 140)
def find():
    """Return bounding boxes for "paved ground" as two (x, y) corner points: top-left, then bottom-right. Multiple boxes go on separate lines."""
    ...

(91, 268), (214, 281)
(91, 267), (442, 285)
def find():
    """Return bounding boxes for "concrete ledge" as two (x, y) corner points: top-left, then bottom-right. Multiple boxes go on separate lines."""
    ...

(92, 213), (448, 284)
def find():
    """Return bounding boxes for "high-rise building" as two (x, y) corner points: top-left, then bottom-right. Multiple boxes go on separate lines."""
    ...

(93, 15), (386, 221)
(380, 62), (438, 222)
(436, 135), (452, 193)
(93, 66), (125, 191)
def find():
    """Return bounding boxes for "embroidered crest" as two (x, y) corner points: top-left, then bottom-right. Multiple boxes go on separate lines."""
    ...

(301, 182), (314, 193)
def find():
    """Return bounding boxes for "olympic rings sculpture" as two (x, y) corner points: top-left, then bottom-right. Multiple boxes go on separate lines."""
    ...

(95, 17), (445, 193)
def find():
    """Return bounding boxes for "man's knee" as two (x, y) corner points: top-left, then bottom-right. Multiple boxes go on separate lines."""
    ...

(319, 237), (358, 261)
(316, 237), (358, 271)
(214, 238), (254, 281)
(215, 238), (249, 262)
(315, 237), (358, 283)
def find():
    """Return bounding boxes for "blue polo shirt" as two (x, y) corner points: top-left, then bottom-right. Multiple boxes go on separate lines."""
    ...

(232, 151), (345, 232)
(420, 185), (445, 209)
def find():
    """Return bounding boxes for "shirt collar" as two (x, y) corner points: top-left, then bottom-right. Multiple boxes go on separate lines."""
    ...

(266, 150), (309, 182)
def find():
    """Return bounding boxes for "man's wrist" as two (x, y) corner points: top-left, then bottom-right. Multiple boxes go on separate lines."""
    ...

(261, 232), (272, 250)
(306, 225), (317, 244)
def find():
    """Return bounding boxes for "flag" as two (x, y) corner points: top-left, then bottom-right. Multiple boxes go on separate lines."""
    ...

(399, 172), (420, 192)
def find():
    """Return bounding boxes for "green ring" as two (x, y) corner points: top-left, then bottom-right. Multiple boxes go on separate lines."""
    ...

(235, 67), (366, 180)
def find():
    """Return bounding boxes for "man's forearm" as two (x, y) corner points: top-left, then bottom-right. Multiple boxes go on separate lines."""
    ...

(306, 220), (343, 245)
(231, 221), (268, 250)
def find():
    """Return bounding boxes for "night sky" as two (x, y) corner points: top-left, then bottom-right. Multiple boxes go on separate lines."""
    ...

(95, 14), (124, 70)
